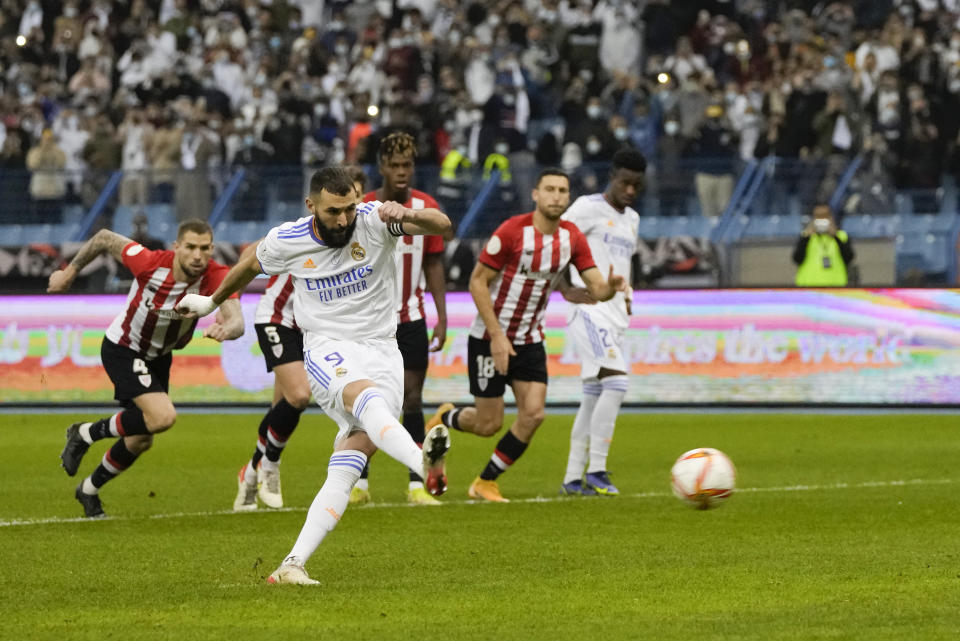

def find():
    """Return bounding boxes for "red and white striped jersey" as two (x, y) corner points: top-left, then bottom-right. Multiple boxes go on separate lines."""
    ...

(105, 242), (234, 359)
(469, 212), (595, 344)
(254, 273), (296, 328)
(363, 189), (444, 324)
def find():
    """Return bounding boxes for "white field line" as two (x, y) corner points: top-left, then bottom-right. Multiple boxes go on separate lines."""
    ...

(1, 477), (954, 529)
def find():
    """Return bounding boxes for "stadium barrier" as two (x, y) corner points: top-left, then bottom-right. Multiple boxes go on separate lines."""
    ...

(3, 289), (958, 407)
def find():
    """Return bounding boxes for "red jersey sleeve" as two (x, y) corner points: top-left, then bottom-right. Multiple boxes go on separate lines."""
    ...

(200, 262), (240, 298)
(568, 224), (596, 273)
(424, 235), (444, 254)
(477, 220), (516, 271)
(120, 242), (164, 277)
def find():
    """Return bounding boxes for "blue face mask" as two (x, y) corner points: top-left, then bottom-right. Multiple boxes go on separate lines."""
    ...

(269, 36), (282, 49)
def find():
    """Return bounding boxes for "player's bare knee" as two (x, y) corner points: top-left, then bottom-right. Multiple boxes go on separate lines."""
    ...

(286, 388), (311, 410)
(126, 433), (154, 454)
(475, 415), (502, 437)
(146, 407), (177, 432)
(521, 408), (545, 429)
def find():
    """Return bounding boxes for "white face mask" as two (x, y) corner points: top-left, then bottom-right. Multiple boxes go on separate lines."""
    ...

(494, 143), (509, 154)
(664, 121), (679, 135)
(613, 127), (629, 141)
(586, 139), (602, 155)
(586, 105), (602, 119)
(813, 218), (831, 233)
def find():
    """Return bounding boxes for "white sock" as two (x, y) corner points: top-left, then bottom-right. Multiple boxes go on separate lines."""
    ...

(78, 422), (94, 444)
(287, 450), (367, 563)
(564, 379), (601, 484)
(261, 458), (279, 472)
(408, 481), (423, 491)
(82, 476), (98, 495)
(352, 388), (423, 477)
(244, 460), (257, 482)
(588, 375), (628, 473)
(354, 478), (369, 491)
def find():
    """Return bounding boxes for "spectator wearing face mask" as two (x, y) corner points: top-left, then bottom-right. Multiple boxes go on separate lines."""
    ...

(690, 103), (737, 218)
(566, 96), (609, 151)
(657, 116), (690, 216)
(793, 204), (854, 286)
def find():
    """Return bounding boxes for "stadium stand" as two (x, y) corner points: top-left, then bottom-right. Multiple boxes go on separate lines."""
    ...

(0, 0), (956, 286)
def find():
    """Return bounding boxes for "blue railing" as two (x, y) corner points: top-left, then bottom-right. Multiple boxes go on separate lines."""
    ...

(0, 161), (956, 285)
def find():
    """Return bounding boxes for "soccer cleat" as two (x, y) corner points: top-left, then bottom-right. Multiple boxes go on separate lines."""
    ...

(266, 558), (320, 586)
(407, 486), (441, 505)
(422, 425), (450, 497)
(348, 486), (371, 505)
(560, 479), (597, 496)
(257, 465), (283, 508)
(468, 477), (509, 503)
(75, 484), (106, 519)
(585, 471), (620, 496)
(61, 422), (91, 476)
(233, 465), (258, 511)
(425, 402), (455, 431)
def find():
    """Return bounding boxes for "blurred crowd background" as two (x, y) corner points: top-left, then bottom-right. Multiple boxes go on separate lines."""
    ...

(1, 0), (959, 285)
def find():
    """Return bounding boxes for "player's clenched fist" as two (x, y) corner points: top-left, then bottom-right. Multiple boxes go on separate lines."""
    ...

(176, 293), (218, 318)
(47, 266), (77, 293)
(378, 201), (409, 224)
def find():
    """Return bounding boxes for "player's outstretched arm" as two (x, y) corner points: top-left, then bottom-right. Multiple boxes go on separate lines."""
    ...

(176, 241), (263, 318)
(378, 201), (452, 237)
(47, 229), (132, 293)
(579, 265), (629, 302)
(469, 262), (515, 375)
(202, 299), (245, 342)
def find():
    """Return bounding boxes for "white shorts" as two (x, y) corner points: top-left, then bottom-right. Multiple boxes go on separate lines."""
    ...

(568, 306), (628, 379)
(302, 337), (403, 445)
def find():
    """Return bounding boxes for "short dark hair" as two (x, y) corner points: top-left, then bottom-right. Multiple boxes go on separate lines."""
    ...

(309, 166), (356, 197)
(344, 165), (368, 193)
(378, 131), (416, 163)
(535, 167), (569, 186)
(177, 218), (213, 240)
(611, 148), (647, 174)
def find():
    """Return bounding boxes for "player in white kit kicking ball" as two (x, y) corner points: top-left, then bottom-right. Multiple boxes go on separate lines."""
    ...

(560, 149), (646, 497)
(176, 166), (453, 585)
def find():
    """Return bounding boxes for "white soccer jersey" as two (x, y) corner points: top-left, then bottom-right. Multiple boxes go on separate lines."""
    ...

(255, 201), (403, 348)
(562, 194), (639, 329)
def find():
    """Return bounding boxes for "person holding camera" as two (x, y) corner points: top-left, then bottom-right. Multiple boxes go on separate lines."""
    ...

(793, 204), (855, 286)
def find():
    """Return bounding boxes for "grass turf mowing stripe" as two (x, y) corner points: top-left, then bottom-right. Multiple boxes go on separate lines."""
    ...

(2, 476), (954, 529)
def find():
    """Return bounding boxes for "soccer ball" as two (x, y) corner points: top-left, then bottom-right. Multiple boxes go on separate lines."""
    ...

(670, 448), (736, 509)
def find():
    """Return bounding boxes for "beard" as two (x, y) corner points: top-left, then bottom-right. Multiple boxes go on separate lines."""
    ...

(315, 215), (357, 248)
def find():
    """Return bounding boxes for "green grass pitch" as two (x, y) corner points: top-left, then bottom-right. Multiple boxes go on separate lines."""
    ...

(1, 411), (959, 640)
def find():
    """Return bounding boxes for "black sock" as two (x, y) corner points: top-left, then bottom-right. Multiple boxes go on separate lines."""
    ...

(250, 414), (268, 470)
(360, 462), (370, 479)
(441, 408), (462, 431)
(89, 439), (140, 489)
(89, 408), (149, 442)
(263, 398), (304, 463)
(480, 431), (528, 481)
(404, 410), (425, 483)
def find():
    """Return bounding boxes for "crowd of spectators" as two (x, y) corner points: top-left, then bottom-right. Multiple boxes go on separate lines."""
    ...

(1, 0), (960, 225)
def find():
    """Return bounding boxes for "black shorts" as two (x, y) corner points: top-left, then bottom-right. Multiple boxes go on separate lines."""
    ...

(467, 336), (548, 398)
(396, 318), (429, 371)
(255, 323), (304, 372)
(101, 338), (171, 405)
